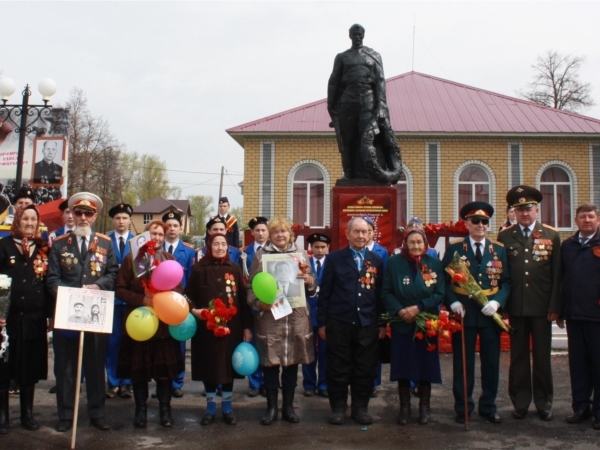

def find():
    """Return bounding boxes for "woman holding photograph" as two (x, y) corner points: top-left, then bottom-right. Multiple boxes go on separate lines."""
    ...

(115, 220), (184, 428)
(0, 205), (51, 434)
(247, 218), (317, 425)
(185, 233), (252, 426)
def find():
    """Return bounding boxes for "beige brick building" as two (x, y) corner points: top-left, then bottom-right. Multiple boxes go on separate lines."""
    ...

(228, 72), (600, 240)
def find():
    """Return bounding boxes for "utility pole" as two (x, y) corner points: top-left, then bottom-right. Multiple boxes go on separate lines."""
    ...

(218, 165), (225, 200)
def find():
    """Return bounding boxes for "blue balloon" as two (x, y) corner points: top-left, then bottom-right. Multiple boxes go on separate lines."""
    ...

(168, 313), (197, 341)
(232, 342), (259, 376)
(59, 329), (80, 339)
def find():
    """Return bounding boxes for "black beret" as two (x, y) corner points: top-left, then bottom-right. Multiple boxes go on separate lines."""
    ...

(108, 203), (133, 218)
(248, 216), (269, 229)
(162, 210), (182, 224)
(14, 187), (36, 203)
(218, 197), (229, 204)
(307, 233), (331, 245)
(58, 200), (69, 212)
(206, 216), (224, 230)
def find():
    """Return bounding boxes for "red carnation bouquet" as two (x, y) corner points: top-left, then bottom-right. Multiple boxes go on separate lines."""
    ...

(138, 242), (160, 292)
(379, 310), (463, 351)
(198, 298), (238, 337)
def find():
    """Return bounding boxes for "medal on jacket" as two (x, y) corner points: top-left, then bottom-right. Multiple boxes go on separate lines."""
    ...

(533, 238), (552, 261)
(486, 253), (502, 287)
(421, 264), (437, 287)
(403, 276), (410, 285)
(593, 246), (600, 258)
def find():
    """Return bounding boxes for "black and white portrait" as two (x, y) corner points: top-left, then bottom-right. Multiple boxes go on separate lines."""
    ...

(32, 137), (65, 185)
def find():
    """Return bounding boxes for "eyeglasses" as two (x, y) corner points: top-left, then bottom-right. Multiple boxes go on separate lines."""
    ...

(73, 210), (95, 218)
(469, 218), (489, 226)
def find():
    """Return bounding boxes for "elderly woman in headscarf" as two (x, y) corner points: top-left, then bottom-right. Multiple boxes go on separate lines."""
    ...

(186, 233), (252, 426)
(247, 218), (317, 425)
(0, 205), (51, 434)
(381, 223), (445, 426)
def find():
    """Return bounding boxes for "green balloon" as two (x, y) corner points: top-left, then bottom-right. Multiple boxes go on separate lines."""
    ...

(252, 272), (278, 304)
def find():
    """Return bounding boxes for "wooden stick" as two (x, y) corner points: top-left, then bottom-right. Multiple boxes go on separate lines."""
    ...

(460, 315), (469, 431)
(70, 331), (85, 450)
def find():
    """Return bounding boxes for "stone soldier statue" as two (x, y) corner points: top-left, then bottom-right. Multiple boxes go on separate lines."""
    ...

(327, 24), (402, 185)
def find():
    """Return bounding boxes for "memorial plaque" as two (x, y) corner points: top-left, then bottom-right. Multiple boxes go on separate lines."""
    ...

(331, 186), (398, 252)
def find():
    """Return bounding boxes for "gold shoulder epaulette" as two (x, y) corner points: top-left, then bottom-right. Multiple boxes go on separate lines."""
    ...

(95, 233), (111, 241)
(542, 224), (558, 232)
(54, 234), (69, 242)
(498, 224), (515, 233)
(449, 238), (465, 245)
(183, 242), (194, 248)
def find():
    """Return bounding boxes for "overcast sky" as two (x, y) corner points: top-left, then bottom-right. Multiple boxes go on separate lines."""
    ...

(3, 1), (599, 214)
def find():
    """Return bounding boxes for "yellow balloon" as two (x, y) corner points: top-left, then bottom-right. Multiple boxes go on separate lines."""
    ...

(126, 306), (159, 342)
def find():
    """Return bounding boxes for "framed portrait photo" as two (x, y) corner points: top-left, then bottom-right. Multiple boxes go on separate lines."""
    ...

(261, 252), (306, 308)
(54, 286), (115, 333)
(31, 136), (66, 186)
(129, 231), (153, 278)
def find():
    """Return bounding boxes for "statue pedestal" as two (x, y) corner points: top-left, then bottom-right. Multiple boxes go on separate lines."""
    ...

(330, 186), (398, 253)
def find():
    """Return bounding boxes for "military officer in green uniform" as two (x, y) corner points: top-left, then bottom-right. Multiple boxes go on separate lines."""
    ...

(442, 202), (510, 424)
(497, 186), (561, 421)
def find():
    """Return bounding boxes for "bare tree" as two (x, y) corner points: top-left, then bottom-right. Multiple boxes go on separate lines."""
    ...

(519, 50), (595, 112)
(122, 152), (181, 204)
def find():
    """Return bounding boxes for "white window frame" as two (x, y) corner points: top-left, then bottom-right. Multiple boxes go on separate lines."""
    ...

(143, 214), (152, 225)
(287, 160), (330, 228)
(453, 160), (496, 228)
(536, 161), (576, 231)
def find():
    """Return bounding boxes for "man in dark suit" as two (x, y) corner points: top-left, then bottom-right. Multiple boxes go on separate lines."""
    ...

(216, 196), (239, 248)
(317, 217), (385, 425)
(274, 262), (302, 298)
(497, 186), (562, 421)
(105, 203), (135, 399)
(442, 201), (510, 424)
(33, 140), (62, 184)
(47, 192), (119, 432)
(559, 203), (600, 429)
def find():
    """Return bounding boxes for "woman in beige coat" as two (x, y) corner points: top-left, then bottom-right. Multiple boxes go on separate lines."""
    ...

(247, 218), (317, 425)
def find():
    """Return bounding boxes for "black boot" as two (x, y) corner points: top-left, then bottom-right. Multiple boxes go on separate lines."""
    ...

(398, 385), (411, 425)
(350, 388), (373, 425)
(261, 389), (278, 425)
(155, 380), (173, 427)
(281, 389), (299, 424)
(19, 386), (38, 430)
(133, 383), (148, 428)
(0, 389), (8, 434)
(418, 384), (431, 425)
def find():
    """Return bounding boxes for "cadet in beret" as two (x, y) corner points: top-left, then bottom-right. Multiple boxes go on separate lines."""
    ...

(162, 210), (196, 399)
(215, 197), (240, 248)
(242, 216), (269, 398)
(46, 192), (119, 432)
(104, 203), (136, 399)
(302, 233), (331, 399)
(497, 186), (561, 422)
(442, 202), (510, 424)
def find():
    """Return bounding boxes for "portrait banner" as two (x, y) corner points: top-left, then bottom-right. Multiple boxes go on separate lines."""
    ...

(129, 231), (152, 277)
(261, 252), (306, 308)
(54, 286), (115, 333)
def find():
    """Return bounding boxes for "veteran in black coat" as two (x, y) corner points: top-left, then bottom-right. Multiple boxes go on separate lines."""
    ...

(46, 193), (118, 432)
(317, 217), (385, 426)
(442, 202), (510, 424)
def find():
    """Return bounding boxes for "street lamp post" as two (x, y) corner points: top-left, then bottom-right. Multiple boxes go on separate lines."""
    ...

(0, 78), (58, 189)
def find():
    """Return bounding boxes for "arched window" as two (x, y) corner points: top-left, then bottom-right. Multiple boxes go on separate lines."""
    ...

(458, 165), (490, 213)
(540, 166), (572, 228)
(292, 165), (325, 227)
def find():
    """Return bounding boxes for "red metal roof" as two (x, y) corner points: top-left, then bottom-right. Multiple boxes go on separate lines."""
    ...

(227, 71), (600, 139)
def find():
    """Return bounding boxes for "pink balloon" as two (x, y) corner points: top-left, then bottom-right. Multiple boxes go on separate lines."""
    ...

(151, 260), (184, 291)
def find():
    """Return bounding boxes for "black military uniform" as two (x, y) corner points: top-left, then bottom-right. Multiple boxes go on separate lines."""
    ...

(215, 197), (239, 248)
(33, 160), (62, 184)
(46, 193), (119, 432)
(497, 186), (561, 421)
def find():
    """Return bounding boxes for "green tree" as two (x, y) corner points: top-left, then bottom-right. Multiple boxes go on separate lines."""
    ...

(231, 206), (244, 229)
(187, 194), (213, 235)
(122, 152), (181, 204)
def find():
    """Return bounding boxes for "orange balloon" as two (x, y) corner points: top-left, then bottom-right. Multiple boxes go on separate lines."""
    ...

(153, 291), (189, 325)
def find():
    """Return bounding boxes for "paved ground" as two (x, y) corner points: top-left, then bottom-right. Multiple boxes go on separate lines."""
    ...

(1, 350), (599, 449)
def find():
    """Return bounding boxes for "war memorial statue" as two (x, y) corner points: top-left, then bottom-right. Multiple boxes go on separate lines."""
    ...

(327, 24), (402, 186)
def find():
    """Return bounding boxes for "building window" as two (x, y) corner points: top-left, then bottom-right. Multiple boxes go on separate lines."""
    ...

(396, 171), (408, 225)
(143, 214), (152, 225)
(458, 165), (490, 214)
(540, 166), (572, 228)
(292, 165), (325, 227)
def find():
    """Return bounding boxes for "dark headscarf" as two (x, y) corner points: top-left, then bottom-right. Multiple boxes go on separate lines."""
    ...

(204, 233), (230, 265)
(10, 204), (46, 254)
(400, 227), (428, 269)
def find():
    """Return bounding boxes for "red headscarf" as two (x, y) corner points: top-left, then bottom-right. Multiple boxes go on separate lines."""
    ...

(204, 233), (230, 265)
(10, 204), (47, 254)
(400, 227), (428, 269)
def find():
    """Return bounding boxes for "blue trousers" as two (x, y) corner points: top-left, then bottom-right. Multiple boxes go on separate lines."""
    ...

(302, 328), (327, 391)
(106, 303), (131, 388)
(171, 341), (186, 389)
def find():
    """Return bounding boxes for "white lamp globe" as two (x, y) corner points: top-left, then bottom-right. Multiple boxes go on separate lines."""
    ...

(0, 78), (16, 101)
(38, 78), (57, 101)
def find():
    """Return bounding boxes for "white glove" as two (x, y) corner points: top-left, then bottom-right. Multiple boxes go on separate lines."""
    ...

(450, 301), (465, 317)
(481, 300), (500, 317)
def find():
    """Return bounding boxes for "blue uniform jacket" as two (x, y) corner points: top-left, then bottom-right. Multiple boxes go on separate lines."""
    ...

(108, 230), (135, 305)
(200, 245), (242, 267)
(317, 246), (383, 327)
(308, 255), (326, 327)
(442, 238), (510, 328)
(165, 240), (196, 288)
(371, 242), (389, 268)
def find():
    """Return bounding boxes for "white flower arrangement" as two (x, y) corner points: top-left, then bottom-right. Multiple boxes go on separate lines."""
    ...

(0, 274), (11, 293)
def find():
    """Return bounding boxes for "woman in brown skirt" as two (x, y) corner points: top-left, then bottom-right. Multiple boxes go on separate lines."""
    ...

(115, 220), (184, 428)
(186, 233), (252, 425)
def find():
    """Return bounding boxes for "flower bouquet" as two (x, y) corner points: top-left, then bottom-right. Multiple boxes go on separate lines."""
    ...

(198, 298), (238, 337)
(0, 274), (12, 361)
(445, 251), (515, 334)
(378, 310), (463, 351)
